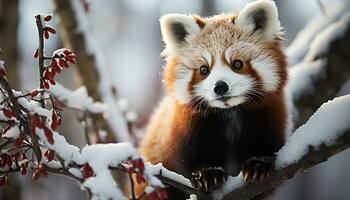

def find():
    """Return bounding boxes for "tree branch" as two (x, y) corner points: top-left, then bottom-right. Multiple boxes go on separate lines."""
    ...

(0, 0), (19, 89)
(294, 17), (350, 125)
(52, 0), (117, 143)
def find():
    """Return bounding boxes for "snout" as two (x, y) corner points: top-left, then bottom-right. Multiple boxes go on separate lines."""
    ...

(214, 80), (229, 96)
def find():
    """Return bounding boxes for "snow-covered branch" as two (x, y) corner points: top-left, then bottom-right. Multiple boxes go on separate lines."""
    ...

(52, 0), (122, 143)
(0, 15), (166, 200)
(288, 10), (350, 125)
(152, 94), (350, 200)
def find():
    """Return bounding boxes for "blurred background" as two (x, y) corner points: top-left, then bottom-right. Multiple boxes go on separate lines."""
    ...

(0, 0), (350, 199)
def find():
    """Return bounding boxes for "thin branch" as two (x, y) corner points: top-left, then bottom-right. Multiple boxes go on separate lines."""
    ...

(316, 0), (327, 16)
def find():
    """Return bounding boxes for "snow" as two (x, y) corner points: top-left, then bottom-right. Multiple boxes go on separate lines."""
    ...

(116, 98), (129, 111)
(98, 130), (108, 140)
(187, 194), (198, 200)
(69, 168), (83, 179)
(212, 174), (244, 200)
(35, 123), (165, 200)
(286, 10), (350, 118)
(286, 0), (350, 64)
(2, 125), (20, 139)
(36, 128), (81, 165)
(0, 109), (13, 121)
(145, 162), (191, 187)
(14, 90), (53, 125)
(276, 94), (350, 169)
(208, 95), (350, 197)
(49, 84), (106, 114)
(46, 161), (62, 169)
(125, 111), (138, 122)
(287, 59), (326, 101)
(304, 11), (350, 61)
(0, 59), (4, 70)
(83, 170), (127, 200)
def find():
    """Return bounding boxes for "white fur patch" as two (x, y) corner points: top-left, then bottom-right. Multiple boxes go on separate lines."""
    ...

(160, 14), (201, 56)
(250, 54), (279, 92)
(235, 0), (281, 41)
(194, 56), (254, 108)
(174, 66), (193, 104)
(202, 50), (212, 66)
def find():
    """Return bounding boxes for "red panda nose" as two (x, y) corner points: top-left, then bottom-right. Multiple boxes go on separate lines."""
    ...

(214, 81), (229, 95)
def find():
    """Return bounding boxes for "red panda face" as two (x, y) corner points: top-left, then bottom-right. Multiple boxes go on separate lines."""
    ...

(161, 0), (287, 109)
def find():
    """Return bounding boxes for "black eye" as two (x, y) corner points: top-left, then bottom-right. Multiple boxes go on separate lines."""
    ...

(199, 65), (210, 76)
(231, 59), (244, 70)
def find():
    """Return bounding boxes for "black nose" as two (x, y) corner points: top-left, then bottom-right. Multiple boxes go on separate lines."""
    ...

(214, 81), (229, 95)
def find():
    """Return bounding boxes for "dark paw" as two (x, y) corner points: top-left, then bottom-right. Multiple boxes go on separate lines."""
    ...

(242, 157), (274, 182)
(190, 167), (227, 192)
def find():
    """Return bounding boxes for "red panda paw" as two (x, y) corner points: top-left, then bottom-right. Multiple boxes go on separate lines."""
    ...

(190, 166), (227, 192)
(242, 156), (274, 182)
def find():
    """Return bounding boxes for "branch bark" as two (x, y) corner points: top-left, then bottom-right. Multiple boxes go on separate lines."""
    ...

(52, 0), (117, 143)
(0, 0), (19, 89)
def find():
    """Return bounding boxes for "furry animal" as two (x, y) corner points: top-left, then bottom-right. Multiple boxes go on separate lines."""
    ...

(138, 0), (291, 199)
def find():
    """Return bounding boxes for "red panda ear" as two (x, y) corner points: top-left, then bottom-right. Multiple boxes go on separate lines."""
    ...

(160, 14), (201, 55)
(236, 0), (282, 41)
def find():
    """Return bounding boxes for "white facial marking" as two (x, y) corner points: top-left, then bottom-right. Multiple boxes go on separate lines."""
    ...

(174, 66), (193, 103)
(251, 54), (279, 92)
(194, 56), (254, 108)
(202, 50), (212, 66)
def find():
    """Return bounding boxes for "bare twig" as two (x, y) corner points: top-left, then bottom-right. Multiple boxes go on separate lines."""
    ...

(316, 0), (327, 16)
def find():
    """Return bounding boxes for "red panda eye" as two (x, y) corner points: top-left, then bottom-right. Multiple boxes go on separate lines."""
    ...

(231, 59), (244, 70)
(199, 65), (210, 76)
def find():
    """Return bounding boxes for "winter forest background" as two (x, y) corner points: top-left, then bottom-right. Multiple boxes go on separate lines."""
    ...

(0, 0), (350, 199)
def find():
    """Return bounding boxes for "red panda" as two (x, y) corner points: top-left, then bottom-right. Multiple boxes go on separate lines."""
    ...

(138, 0), (291, 199)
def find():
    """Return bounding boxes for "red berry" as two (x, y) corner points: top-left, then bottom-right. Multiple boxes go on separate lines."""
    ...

(14, 136), (24, 147)
(0, 68), (6, 76)
(45, 27), (56, 34)
(51, 112), (57, 130)
(82, 163), (94, 178)
(30, 90), (39, 97)
(63, 49), (71, 55)
(43, 127), (54, 144)
(49, 79), (56, 85)
(33, 49), (39, 58)
(44, 15), (52, 21)
(32, 171), (40, 181)
(50, 58), (57, 68)
(44, 31), (49, 39)
(20, 165), (27, 175)
(43, 81), (50, 89)
(3, 109), (14, 118)
(44, 149), (55, 161)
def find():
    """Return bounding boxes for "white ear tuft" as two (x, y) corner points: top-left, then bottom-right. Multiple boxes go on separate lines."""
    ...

(236, 0), (281, 41)
(160, 14), (201, 51)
